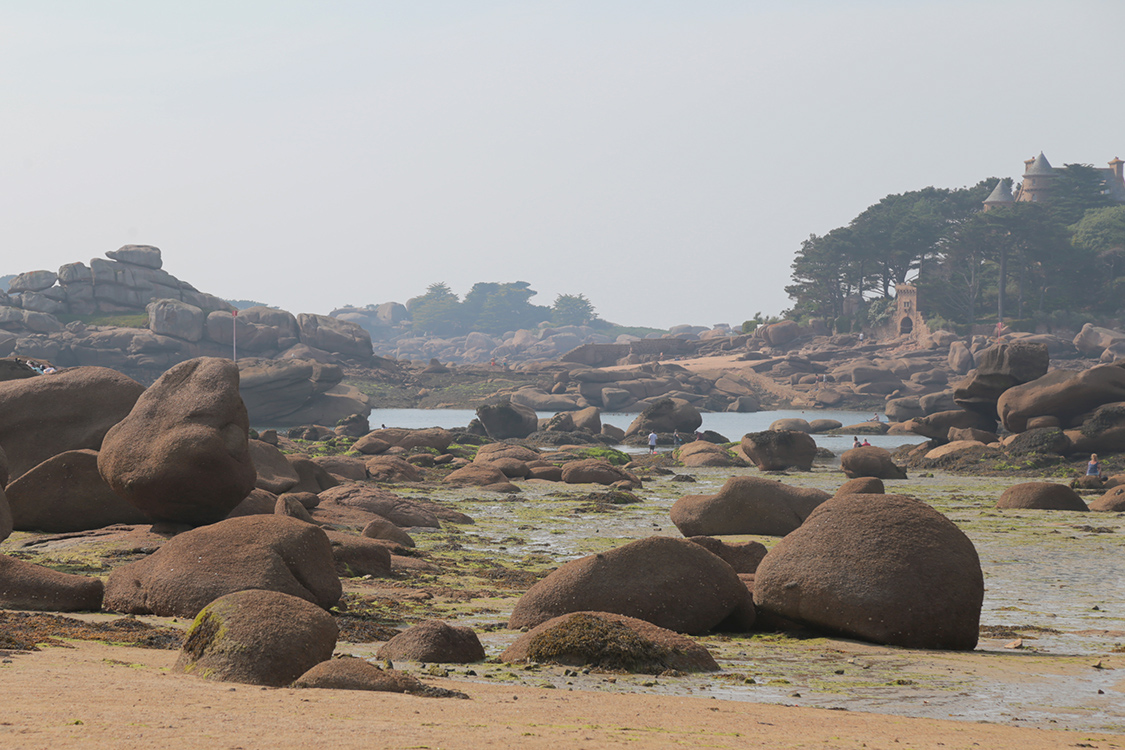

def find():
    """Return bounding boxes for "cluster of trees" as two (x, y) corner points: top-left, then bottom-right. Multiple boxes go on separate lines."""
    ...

(785, 165), (1125, 332)
(407, 281), (603, 336)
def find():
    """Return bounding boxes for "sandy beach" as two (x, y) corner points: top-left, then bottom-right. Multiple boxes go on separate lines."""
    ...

(3, 640), (1122, 750)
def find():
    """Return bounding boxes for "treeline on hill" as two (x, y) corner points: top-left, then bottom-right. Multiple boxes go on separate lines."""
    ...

(785, 164), (1125, 334)
(407, 281), (606, 336)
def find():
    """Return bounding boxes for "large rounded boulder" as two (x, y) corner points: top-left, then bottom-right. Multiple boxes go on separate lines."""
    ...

(103, 515), (342, 618)
(508, 536), (746, 635)
(475, 399), (538, 439)
(670, 476), (829, 537)
(740, 431), (817, 471)
(175, 589), (338, 687)
(98, 357), (257, 526)
(0, 366), (145, 481)
(839, 446), (907, 480)
(754, 494), (984, 650)
(6, 449), (150, 532)
(996, 482), (1088, 511)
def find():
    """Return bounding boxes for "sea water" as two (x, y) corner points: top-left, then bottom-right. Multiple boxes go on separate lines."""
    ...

(364, 407), (926, 455)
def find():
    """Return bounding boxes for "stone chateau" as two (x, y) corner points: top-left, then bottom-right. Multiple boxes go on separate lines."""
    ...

(984, 152), (1125, 209)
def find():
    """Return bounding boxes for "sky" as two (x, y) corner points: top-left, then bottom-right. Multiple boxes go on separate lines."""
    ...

(2, 1), (1124, 330)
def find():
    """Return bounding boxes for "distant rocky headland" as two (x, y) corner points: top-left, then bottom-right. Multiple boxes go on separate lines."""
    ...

(4, 246), (1125, 436)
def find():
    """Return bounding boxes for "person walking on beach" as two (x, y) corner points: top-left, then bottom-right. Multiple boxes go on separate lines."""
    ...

(648, 431), (658, 454)
(672, 430), (682, 448)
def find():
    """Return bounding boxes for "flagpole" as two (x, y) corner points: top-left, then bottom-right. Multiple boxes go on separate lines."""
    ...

(232, 309), (238, 361)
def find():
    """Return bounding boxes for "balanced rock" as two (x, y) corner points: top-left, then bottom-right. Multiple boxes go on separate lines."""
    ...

(376, 620), (485, 663)
(740, 431), (817, 471)
(996, 482), (1088, 511)
(953, 341), (1049, 418)
(175, 589), (337, 687)
(670, 476), (829, 537)
(840, 446), (907, 480)
(998, 365), (1125, 434)
(0, 366), (144, 481)
(754, 494), (983, 650)
(103, 515), (342, 617)
(501, 611), (719, 673)
(508, 536), (747, 635)
(6, 449), (149, 532)
(98, 358), (257, 525)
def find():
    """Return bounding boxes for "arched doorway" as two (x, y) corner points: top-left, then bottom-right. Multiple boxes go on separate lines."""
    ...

(899, 317), (914, 335)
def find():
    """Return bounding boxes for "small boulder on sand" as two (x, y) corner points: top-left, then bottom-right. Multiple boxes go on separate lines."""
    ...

(376, 620), (485, 663)
(996, 482), (1088, 511)
(175, 589), (338, 687)
(501, 611), (719, 673)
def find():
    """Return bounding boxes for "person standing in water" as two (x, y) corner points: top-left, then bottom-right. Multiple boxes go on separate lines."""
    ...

(648, 431), (658, 454)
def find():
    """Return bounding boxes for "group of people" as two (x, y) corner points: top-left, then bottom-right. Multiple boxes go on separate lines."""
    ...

(852, 436), (871, 448)
(648, 429), (701, 454)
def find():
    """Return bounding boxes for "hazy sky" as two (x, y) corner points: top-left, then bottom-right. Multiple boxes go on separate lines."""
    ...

(3, 1), (1124, 329)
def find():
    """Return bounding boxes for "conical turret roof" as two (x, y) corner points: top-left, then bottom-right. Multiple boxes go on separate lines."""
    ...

(984, 179), (1014, 204)
(1025, 152), (1055, 176)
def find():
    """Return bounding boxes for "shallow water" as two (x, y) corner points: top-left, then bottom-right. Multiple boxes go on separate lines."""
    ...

(364, 407), (926, 455)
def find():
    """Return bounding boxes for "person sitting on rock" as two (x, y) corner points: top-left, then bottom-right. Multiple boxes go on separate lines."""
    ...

(861, 438), (871, 447)
(852, 437), (861, 449)
(1087, 453), (1105, 479)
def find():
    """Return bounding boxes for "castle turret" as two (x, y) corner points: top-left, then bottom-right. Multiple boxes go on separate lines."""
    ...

(983, 179), (1014, 211)
(1017, 152), (1056, 203)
